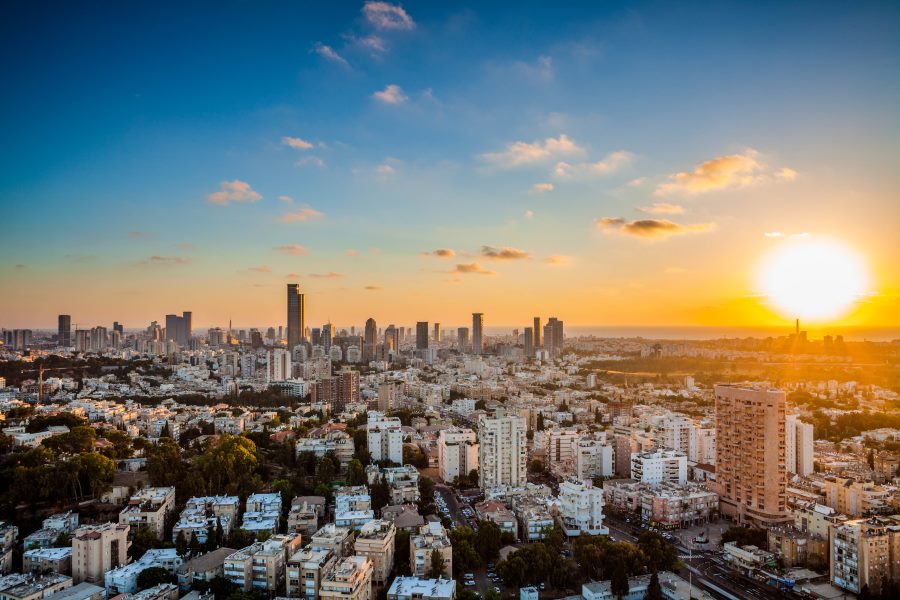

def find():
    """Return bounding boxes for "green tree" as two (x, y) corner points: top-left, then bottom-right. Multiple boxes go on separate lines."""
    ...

(189, 531), (200, 555)
(175, 530), (187, 556)
(536, 413), (545, 431)
(136, 566), (173, 590)
(130, 525), (160, 560)
(483, 589), (501, 600)
(529, 459), (544, 473)
(194, 434), (261, 496)
(637, 531), (679, 573)
(216, 517), (224, 548)
(610, 560), (630, 600)
(52, 532), (72, 548)
(644, 570), (663, 600)
(371, 476), (390, 514)
(147, 438), (184, 488)
(425, 548), (447, 578)
(475, 520), (502, 561)
(393, 529), (411, 576)
(347, 459), (366, 486)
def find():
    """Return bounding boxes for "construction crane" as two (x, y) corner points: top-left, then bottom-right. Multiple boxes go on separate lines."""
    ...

(19, 364), (91, 403)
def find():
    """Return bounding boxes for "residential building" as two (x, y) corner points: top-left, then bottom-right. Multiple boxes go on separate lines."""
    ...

(437, 428), (478, 484)
(334, 487), (374, 530)
(23, 548), (72, 575)
(410, 522), (452, 579)
(387, 577), (455, 600)
(0, 524), (16, 575)
(367, 412), (403, 465)
(474, 501), (518, 538)
(118, 487), (176, 540)
(286, 548), (336, 600)
(575, 437), (614, 480)
(714, 384), (790, 527)
(72, 523), (130, 584)
(830, 516), (900, 595)
(546, 427), (581, 477)
(104, 548), (182, 595)
(310, 525), (354, 558)
(786, 415), (814, 477)
(223, 534), (302, 592)
(318, 556), (372, 600)
(630, 450), (687, 486)
(176, 547), (235, 590)
(477, 409), (527, 491)
(354, 520), (396, 584)
(471, 313), (483, 355)
(0, 574), (71, 600)
(557, 478), (607, 536)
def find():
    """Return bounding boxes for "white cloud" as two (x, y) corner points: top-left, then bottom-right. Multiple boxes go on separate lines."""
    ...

(363, 2), (415, 30)
(373, 84), (408, 104)
(525, 209), (535, 219)
(207, 180), (262, 205)
(312, 43), (349, 67)
(640, 202), (684, 215)
(296, 156), (326, 168)
(282, 136), (313, 150)
(275, 244), (311, 256)
(554, 151), (634, 177)
(278, 207), (323, 223)
(481, 134), (584, 168)
(278, 195), (294, 204)
(655, 149), (797, 196)
(532, 183), (554, 193)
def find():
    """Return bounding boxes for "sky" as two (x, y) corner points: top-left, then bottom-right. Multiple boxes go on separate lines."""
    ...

(2, 1), (899, 332)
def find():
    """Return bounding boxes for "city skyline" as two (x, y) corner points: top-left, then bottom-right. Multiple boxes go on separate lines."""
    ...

(2, 1), (898, 330)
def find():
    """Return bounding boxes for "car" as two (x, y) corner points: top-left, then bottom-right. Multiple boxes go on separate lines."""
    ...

(464, 581), (475, 587)
(539, 583), (546, 590)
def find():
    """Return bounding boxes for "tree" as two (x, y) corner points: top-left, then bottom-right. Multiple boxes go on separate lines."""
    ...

(867, 449), (875, 469)
(610, 560), (630, 600)
(136, 566), (173, 590)
(53, 532), (72, 547)
(536, 413), (545, 431)
(529, 459), (544, 473)
(721, 526), (767, 549)
(215, 517), (224, 548)
(644, 570), (663, 600)
(475, 520), (502, 561)
(347, 459), (366, 486)
(483, 589), (501, 600)
(175, 530), (187, 556)
(637, 531), (679, 573)
(130, 525), (160, 560)
(189, 531), (200, 556)
(393, 530), (411, 576)
(426, 548), (447, 579)
(371, 476), (390, 514)
(147, 438), (184, 488)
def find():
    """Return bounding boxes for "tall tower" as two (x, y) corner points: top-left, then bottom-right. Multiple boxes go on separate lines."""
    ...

(416, 322), (429, 350)
(714, 385), (790, 527)
(181, 311), (192, 346)
(457, 327), (469, 352)
(287, 283), (305, 350)
(433, 322), (441, 344)
(533, 317), (542, 348)
(524, 326), (534, 358)
(58, 315), (72, 347)
(364, 318), (377, 361)
(472, 313), (484, 355)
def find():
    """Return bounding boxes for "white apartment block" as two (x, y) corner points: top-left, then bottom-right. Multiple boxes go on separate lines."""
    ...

(437, 427), (478, 483)
(318, 556), (373, 600)
(367, 412), (404, 465)
(334, 487), (374, 530)
(546, 427), (581, 476)
(688, 426), (716, 466)
(575, 438), (614, 480)
(267, 349), (292, 383)
(223, 534), (303, 592)
(786, 415), (814, 477)
(478, 409), (527, 491)
(310, 524), (354, 558)
(410, 522), (452, 579)
(119, 487), (176, 540)
(387, 576), (455, 600)
(286, 547), (336, 600)
(557, 478), (607, 537)
(631, 449), (687, 486)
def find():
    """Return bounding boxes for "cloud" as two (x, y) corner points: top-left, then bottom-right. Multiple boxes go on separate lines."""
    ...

(248, 265), (272, 273)
(627, 177), (647, 187)
(363, 2), (415, 30)
(296, 156), (325, 168)
(481, 134), (584, 168)
(373, 84), (408, 104)
(554, 150), (634, 177)
(513, 55), (554, 82)
(312, 43), (349, 67)
(545, 255), (572, 265)
(764, 231), (784, 238)
(364, 285), (382, 291)
(640, 202), (684, 215)
(345, 249), (359, 257)
(282, 136), (314, 150)
(357, 35), (386, 52)
(207, 180), (262, 205)
(655, 149), (796, 196)
(278, 195), (294, 204)
(309, 271), (344, 279)
(143, 255), (191, 265)
(286, 272), (300, 278)
(275, 244), (311, 256)
(377, 163), (396, 176)
(532, 183), (554, 193)
(596, 217), (715, 240)
(422, 248), (456, 258)
(278, 207), (323, 223)
(480, 246), (530, 260)
(525, 209), (534, 219)
(453, 262), (495, 275)
(128, 230), (156, 239)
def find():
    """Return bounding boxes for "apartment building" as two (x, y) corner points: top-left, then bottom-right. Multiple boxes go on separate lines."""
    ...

(310, 525), (354, 558)
(287, 500), (321, 538)
(286, 548), (336, 600)
(353, 520), (396, 584)
(118, 487), (175, 540)
(318, 556), (373, 600)
(0, 524), (16, 575)
(0, 574), (72, 600)
(474, 501), (518, 538)
(477, 409), (527, 491)
(172, 496), (238, 546)
(387, 577), (455, 600)
(557, 478), (607, 537)
(575, 437), (614, 480)
(72, 523), (130, 584)
(514, 500), (554, 542)
(223, 534), (302, 592)
(410, 522), (452, 579)
(545, 427), (581, 477)
(23, 547), (72, 575)
(817, 476), (891, 517)
(830, 516), (900, 595)
(367, 412), (403, 465)
(714, 385), (790, 527)
(176, 547), (236, 590)
(630, 450), (687, 486)
(105, 548), (182, 595)
(334, 487), (374, 530)
(785, 415), (814, 477)
(437, 427), (478, 484)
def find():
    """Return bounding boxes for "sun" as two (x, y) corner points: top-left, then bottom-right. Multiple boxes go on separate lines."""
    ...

(757, 237), (869, 322)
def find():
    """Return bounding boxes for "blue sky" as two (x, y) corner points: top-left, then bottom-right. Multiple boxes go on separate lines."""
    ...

(2, 1), (898, 329)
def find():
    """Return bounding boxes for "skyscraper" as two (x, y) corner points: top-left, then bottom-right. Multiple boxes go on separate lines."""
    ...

(478, 408), (527, 490)
(472, 313), (484, 355)
(714, 384), (790, 527)
(364, 318), (377, 362)
(523, 327), (534, 358)
(181, 311), (192, 346)
(415, 322), (429, 350)
(384, 325), (399, 356)
(457, 327), (469, 351)
(58, 314), (71, 347)
(287, 283), (305, 350)
(544, 317), (564, 357)
(533, 317), (542, 348)
(322, 322), (333, 351)
(433, 323), (441, 344)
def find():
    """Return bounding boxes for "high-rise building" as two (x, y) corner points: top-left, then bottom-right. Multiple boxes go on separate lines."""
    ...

(533, 317), (542, 348)
(367, 412), (403, 465)
(432, 323), (441, 344)
(523, 327), (534, 358)
(268, 349), (292, 382)
(477, 409), (526, 490)
(58, 315), (71, 347)
(287, 283), (306, 350)
(415, 322), (429, 350)
(714, 384), (790, 527)
(471, 313), (484, 355)
(786, 414), (814, 477)
(457, 327), (469, 352)
(112, 321), (124, 335)
(831, 517), (900, 595)
(543, 317), (564, 357)
(363, 318), (377, 362)
(72, 522), (130, 584)
(384, 326), (399, 357)
(322, 323), (333, 351)
(90, 326), (107, 352)
(438, 428), (478, 483)
(164, 312), (192, 346)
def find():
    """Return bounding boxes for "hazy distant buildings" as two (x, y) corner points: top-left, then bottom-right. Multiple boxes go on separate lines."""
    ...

(523, 327), (534, 358)
(164, 311), (192, 347)
(432, 323), (440, 344)
(287, 283), (306, 350)
(533, 317), (542, 348)
(543, 317), (564, 357)
(58, 315), (71, 347)
(714, 384), (790, 527)
(364, 318), (377, 362)
(471, 313), (483, 355)
(457, 328), (469, 352)
(415, 322), (428, 350)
